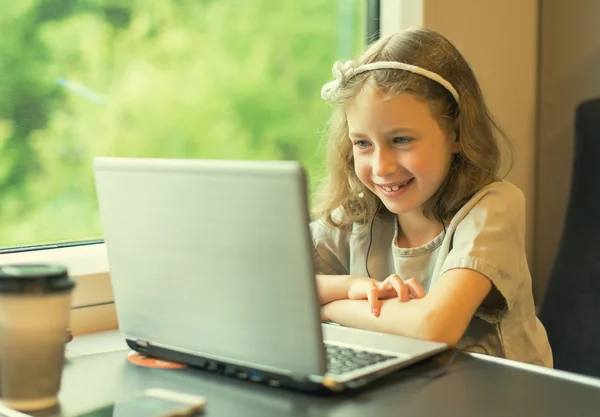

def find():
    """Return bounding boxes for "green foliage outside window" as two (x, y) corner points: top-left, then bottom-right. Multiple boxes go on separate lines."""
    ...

(0, 0), (366, 248)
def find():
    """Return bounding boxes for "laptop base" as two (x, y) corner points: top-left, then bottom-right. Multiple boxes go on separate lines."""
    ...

(125, 339), (389, 394)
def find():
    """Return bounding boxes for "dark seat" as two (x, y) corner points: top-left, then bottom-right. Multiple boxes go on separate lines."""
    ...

(539, 97), (600, 377)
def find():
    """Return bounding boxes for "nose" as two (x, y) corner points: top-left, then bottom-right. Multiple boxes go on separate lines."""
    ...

(372, 148), (397, 177)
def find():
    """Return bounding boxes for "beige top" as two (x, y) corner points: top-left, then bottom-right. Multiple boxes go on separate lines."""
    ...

(311, 181), (553, 367)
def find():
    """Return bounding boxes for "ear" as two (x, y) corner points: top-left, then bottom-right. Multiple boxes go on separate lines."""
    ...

(452, 136), (460, 153)
(448, 131), (460, 153)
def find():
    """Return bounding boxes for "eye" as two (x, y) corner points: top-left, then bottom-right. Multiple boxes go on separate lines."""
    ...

(353, 140), (371, 149)
(393, 136), (412, 145)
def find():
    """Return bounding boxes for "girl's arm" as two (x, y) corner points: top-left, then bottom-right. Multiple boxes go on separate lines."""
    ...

(316, 274), (425, 310)
(321, 268), (492, 346)
(315, 274), (353, 305)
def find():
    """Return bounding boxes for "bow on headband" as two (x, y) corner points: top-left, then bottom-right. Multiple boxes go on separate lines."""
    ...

(321, 61), (354, 100)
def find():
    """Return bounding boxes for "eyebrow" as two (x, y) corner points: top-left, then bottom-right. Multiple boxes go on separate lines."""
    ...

(348, 128), (419, 138)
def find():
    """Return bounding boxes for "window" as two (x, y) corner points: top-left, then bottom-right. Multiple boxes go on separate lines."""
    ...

(1, 0), (378, 250)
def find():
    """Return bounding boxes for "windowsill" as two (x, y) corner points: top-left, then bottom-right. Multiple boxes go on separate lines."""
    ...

(0, 243), (117, 336)
(0, 243), (109, 276)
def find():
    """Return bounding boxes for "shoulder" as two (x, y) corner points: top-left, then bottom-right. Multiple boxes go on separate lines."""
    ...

(450, 181), (526, 232)
(469, 181), (524, 207)
(310, 207), (352, 244)
(457, 181), (524, 217)
(310, 207), (349, 230)
(309, 208), (354, 275)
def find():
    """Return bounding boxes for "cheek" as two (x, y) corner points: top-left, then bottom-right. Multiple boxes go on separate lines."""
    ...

(353, 154), (372, 181)
(404, 155), (430, 176)
(409, 155), (448, 183)
(411, 146), (453, 180)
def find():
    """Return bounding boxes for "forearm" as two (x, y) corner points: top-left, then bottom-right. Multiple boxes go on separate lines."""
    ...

(321, 298), (442, 342)
(320, 268), (492, 346)
(315, 275), (353, 305)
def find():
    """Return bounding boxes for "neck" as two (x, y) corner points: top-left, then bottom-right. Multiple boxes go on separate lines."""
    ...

(396, 211), (444, 248)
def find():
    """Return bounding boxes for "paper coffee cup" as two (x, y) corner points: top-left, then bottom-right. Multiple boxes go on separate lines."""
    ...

(0, 264), (75, 412)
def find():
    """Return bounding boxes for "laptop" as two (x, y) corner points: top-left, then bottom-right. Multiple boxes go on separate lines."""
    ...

(93, 157), (448, 392)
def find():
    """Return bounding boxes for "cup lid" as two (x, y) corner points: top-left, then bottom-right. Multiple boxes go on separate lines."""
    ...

(0, 264), (76, 294)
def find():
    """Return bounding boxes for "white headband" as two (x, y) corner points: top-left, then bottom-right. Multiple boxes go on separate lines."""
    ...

(320, 61), (460, 105)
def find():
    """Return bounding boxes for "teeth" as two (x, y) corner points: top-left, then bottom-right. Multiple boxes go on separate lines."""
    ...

(382, 179), (411, 192)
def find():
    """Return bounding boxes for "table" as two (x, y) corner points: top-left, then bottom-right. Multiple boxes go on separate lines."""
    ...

(25, 332), (600, 417)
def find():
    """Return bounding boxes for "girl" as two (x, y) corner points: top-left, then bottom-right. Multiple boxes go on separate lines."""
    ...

(311, 28), (552, 367)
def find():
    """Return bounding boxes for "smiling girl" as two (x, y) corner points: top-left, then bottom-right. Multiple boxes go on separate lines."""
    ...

(311, 28), (552, 366)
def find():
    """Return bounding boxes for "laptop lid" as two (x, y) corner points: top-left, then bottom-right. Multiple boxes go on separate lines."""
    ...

(94, 157), (326, 376)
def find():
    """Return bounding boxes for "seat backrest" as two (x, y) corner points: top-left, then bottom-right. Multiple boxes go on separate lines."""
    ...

(539, 97), (600, 377)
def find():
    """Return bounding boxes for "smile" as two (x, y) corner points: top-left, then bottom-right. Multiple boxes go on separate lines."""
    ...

(377, 178), (414, 192)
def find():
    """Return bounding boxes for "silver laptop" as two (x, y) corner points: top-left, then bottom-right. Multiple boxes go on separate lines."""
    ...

(93, 157), (447, 392)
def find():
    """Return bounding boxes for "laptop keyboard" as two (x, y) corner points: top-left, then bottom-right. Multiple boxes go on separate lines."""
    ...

(325, 343), (396, 375)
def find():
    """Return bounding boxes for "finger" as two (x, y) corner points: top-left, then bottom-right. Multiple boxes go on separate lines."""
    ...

(405, 278), (426, 299)
(375, 278), (395, 299)
(387, 274), (409, 302)
(383, 275), (402, 299)
(366, 285), (381, 317)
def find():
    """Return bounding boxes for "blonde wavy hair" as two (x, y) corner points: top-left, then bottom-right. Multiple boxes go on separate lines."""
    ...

(314, 28), (514, 230)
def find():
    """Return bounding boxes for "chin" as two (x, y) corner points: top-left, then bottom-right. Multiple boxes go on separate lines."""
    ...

(380, 201), (418, 216)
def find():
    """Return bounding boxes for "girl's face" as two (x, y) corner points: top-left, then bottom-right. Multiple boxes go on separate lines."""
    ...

(346, 88), (457, 222)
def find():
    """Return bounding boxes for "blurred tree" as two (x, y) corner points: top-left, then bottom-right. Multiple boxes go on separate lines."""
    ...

(0, 0), (365, 248)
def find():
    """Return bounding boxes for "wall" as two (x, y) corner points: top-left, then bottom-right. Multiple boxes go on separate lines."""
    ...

(535, 0), (600, 301)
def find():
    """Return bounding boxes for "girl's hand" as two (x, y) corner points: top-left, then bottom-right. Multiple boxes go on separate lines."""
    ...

(346, 274), (426, 317)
